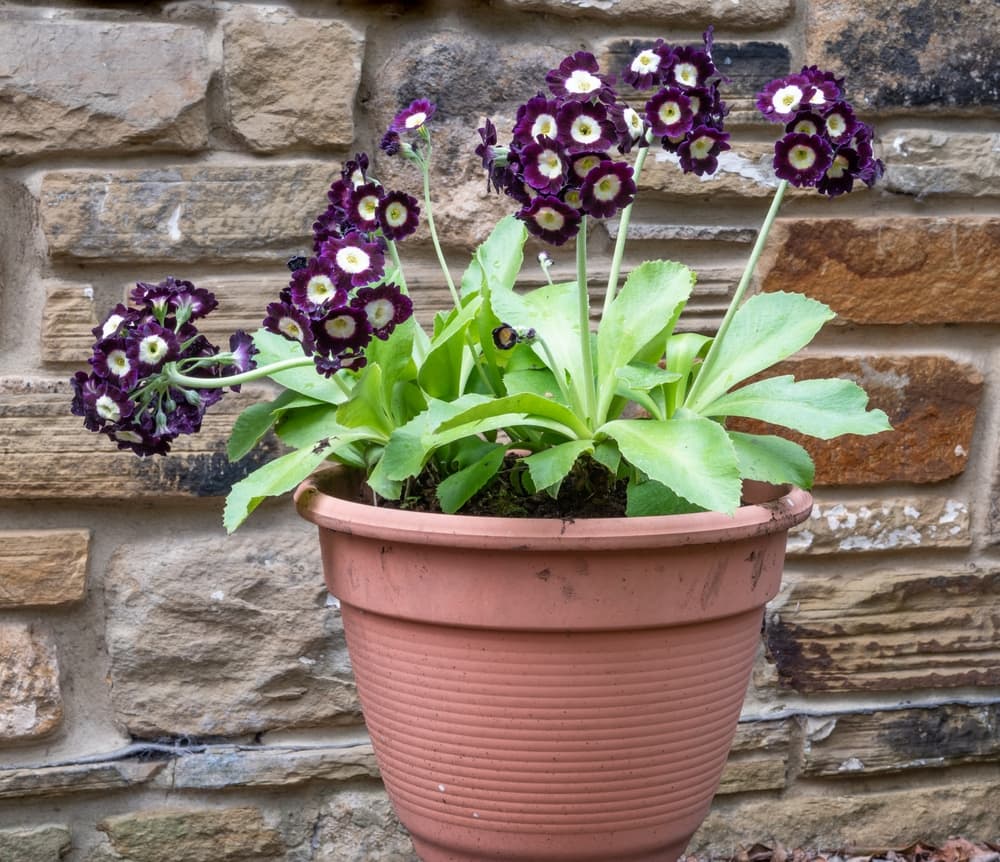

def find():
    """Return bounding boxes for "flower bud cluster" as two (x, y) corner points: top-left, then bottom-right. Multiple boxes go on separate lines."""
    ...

(70, 277), (256, 456)
(263, 154), (415, 377)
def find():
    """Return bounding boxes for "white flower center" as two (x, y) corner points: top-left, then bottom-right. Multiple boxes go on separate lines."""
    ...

(535, 206), (566, 231)
(537, 149), (563, 180)
(691, 135), (715, 159)
(366, 298), (396, 329)
(827, 154), (849, 179)
(279, 317), (304, 340)
(566, 69), (600, 94)
(531, 114), (557, 138)
(325, 315), (358, 339)
(336, 247), (371, 274)
(826, 112), (847, 138)
(594, 174), (621, 201)
(95, 394), (121, 422)
(405, 111), (427, 129)
(772, 84), (804, 115)
(138, 334), (167, 365)
(573, 155), (602, 179)
(658, 100), (682, 126)
(563, 189), (582, 208)
(349, 168), (365, 187)
(624, 107), (643, 137)
(571, 116), (600, 145)
(674, 63), (698, 87)
(789, 144), (818, 169)
(358, 195), (379, 221)
(793, 118), (820, 135)
(116, 430), (143, 444)
(306, 275), (336, 304)
(631, 50), (661, 74)
(108, 350), (132, 377)
(809, 89), (827, 106)
(101, 314), (125, 339)
(384, 202), (408, 227)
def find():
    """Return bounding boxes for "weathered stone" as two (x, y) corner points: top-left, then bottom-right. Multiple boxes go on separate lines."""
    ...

(0, 825), (71, 862)
(764, 565), (1000, 693)
(41, 281), (98, 364)
(695, 779), (1000, 852)
(0, 529), (89, 608)
(0, 376), (279, 499)
(883, 130), (1000, 198)
(0, 20), (209, 159)
(806, 0), (1000, 112)
(800, 704), (1000, 777)
(786, 496), (971, 555)
(497, 0), (795, 27)
(0, 759), (164, 800)
(223, 9), (362, 152)
(717, 720), (789, 795)
(313, 787), (417, 862)
(99, 807), (285, 862)
(104, 526), (359, 737)
(169, 743), (377, 789)
(39, 164), (337, 263)
(731, 355), (982, 486)
(757, 217), (1000, 324)
(0, 622), (62, 741)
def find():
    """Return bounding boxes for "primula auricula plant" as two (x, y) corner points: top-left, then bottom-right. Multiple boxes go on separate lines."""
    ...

(72, 29), (890, 531)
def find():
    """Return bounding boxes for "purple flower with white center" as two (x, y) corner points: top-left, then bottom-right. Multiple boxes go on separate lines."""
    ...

(580, 160), (636, 218)
(773, 132), (834, 186)
(512, 95), (561, 146)
(677, 126), (731, 176)
(520, 136), (568, 194)
(71, 371), (107, 431)
(377, 190), (420, 241)
(135, 322), (179, 370)
(623, 41), (672, 90)
(569, 152), (608, 183)
(546, 52), (612, 102)
(665, 45), (714, 91)
(561, 187), (584, 210)
(800, 65), (843, 107)
(327, 178), (352, 208)
(321, 233), (385, 288)
(785, 109), (826, 138)
(350, 283), (413, 340)
(92, 304), (137, 341)
(341, 153), (370, 187)
(91, 337), (139, 389)
(314, 350), (367, 378)
(645, 87), (694, 138)
(756, 74), (813, 123)
(822, 101), (859, 143)
(348, 182), (383, 232)
(263, 301), (316, 354)
(557, 100), (614, 154)
(816, 147), (862, 197)
(517, 195), (581, 246)
(228, 330), (258, 374)
(313, 205), (346, 253)
(390, 98), (436, 133)
(85, 380), (135, 427)
(289, 257), (347, 311)
(313, 306), (372, 355)
(686, 85), (727, 129)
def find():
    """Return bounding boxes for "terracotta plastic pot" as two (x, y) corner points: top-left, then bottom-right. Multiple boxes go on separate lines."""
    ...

(296, 469), (812, 862)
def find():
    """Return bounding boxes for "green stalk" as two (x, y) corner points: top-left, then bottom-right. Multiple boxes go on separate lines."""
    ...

(420, 144), (460, 309)
(575, 216), (597, 427)
(164, 356), (314, 390)
(385, 239), (409, 294)
(683, 179), (789, 410)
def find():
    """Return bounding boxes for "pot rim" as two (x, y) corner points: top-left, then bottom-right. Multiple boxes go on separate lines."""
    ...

(295, 468), (813, 552)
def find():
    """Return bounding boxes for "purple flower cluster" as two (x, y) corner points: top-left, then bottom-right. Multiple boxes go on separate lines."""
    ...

(757, 67), (883, 195)
(263, 154), (414, 376)
(70, 277), (256, 456)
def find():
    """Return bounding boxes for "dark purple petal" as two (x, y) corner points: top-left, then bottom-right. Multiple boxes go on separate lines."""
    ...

(134, 322), (179, 370)
(664, 45), (715, 91)
(263, 301), (316, 354)
(579, 160), (636, 218)
(757, 74), (812, 123)
(512, 94), (560, 147)
(545, 51), (614, 101)
(821, 100), (860, 143)
(319, 233), (386, 288)
(350, 282), (413, 339)
(556, 100), (615, 154)
(377, 190), (421, 241)
(520, 136), (568, 194)
(773, 132), (834, 186)
(347, 182), (383, 232)
(390, 99), (436, 133)
(289, 257), (347, 311)
(90, 337), (139, 389)
(517, 195), (581, 246)
(645, 87), (693, 138)
(622, 40), (673, 90)
(313, 306), (372, 355)
(677, 125), (731, 176)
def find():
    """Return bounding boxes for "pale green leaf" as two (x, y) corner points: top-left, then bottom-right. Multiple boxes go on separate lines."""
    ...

(435, 393), (591, 439)
(728, 430), (815, 488)
(524, 439), (594, 494)
(437, 444), (508, 513)
(626, 479), (705, 516)
(251, 329), (349, 404)
(227, 389), (300, 462)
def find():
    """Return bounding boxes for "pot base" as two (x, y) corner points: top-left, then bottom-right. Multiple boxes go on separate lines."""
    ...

(410, 833), (691, 862)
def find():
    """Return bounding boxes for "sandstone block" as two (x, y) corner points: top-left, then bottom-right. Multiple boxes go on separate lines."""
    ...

(0, 825), (71, 862)
(39, 164), (337, 263)
(806, 0), (1000, 112)
(0, 19), (209, 159)
(497, 0), (794, 27)
(786, 496), (971, 555)
(731, 355), (982, 486)
(0, 759), (164, 800)
(99, 807), (285, 862)
(41, 281), (99, 364)
(764, 565), (1000, 693)
(883, 130), (1000, 198)
(0, 529), (89, 608)
(223, 8), (362, 152)
(0, 622), (62, 741)
(104, 526), (360, 737)
(717, 720), (790, 795)
(757, 217), (1000, 324)
(314, 787), (417, 862)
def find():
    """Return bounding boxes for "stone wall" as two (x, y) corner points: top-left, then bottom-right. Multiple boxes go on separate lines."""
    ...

(0, 1), (998, 859)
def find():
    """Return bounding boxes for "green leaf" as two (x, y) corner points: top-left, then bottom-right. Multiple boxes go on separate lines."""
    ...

(597, 260), (694, 416)
(464, 215), (528, 296)
(437, 444), (508, 513)
(592, 440), (621, 475)
(336, 364), (393, 438)
(701, 375), (892, 439)
(599, 416), (742, 514)
(524, 439), (594, 494)
(435, 393), (591, 439)
(417, 294), (483, 400)
(251, 329), (349, 404)
(626, 479), (706, 516)
(665, 332), (712, 415)
(503, 368), (569, 405)
(684, 292), (835, 413)
(227, 389), (301, 462)
(728, 431), (815, 489)
(615, 363), (683, 391)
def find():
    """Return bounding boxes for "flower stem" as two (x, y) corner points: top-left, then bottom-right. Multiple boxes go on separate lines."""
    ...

(385, 239), (408, 294)
(576, 216), (597, 427)
(164, 356), (314, 390)
(683, 179), (789, 410)
(420, 146), (460, 309)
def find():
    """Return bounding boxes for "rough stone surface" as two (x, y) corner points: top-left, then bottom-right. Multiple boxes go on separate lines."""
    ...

(730, 355), (982, 486)
(757, 217), (1000, 324)
(717, 720), (790, 794)
(800, 704), (1000, 777)
(98, 807), (285, 862)
(40, 281), (99, 364)
(786, 496), (971, 555)
(0, 19), (209, 159)
(0, 759), (164, 800)
(313, 787), (417, 862)
(0, 622), (62, 741)
(0, 825), (71, 862)
(806, 0), (1000, 111)
(0, 529), (90, 608)
(39, 164), (336, 263)
(764, 565), (1000, 693)
(692, 780), (1000, 851)
(883, 130), (1000, 198)
(223, 8), (362, 152)
(0, 376), (279, 499)
(497, 0), (795, 27)
(103, 528), (360, 737)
